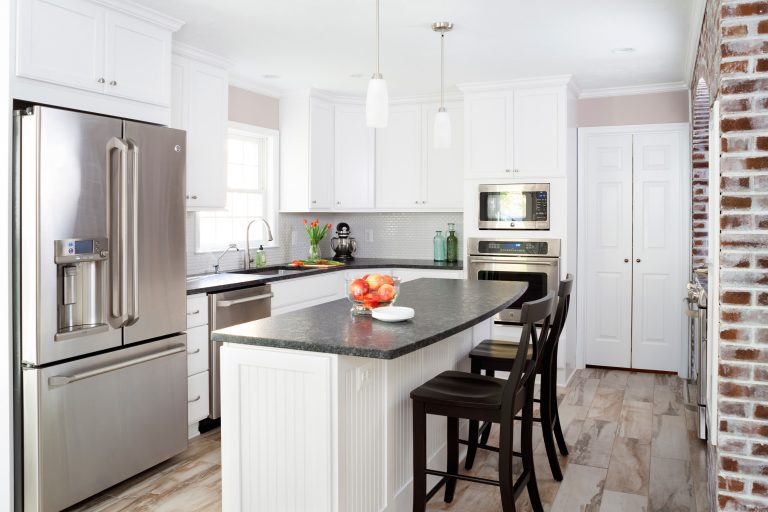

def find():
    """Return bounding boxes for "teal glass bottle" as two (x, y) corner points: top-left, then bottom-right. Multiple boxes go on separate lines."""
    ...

(433, 230), (446, 261)
(446, 223), (458, 263)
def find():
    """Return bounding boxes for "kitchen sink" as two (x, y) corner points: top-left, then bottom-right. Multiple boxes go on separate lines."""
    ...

(228, 267), (305, 276)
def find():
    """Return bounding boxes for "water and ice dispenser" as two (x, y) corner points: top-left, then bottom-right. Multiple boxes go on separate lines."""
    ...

(54, 238), (109, 339)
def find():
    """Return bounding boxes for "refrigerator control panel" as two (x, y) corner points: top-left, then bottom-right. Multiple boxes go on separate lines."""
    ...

(54, 238), (108, 263)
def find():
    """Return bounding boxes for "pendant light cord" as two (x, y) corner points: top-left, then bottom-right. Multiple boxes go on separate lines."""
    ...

(440, 33), (445, 109)
(376, 0), (381, 75)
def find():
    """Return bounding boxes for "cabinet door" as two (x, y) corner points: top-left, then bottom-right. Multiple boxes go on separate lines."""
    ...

(464, 94), (509, 179)
(512, 88), (562, 177)
(309, 98), (334, 209)
(583, 133), (633, 368)
(103, 11), (171, 106)
(423, 101), (463, 209)
(185, 61), (228, 210)
(170, 60), (187, 130)
(376, 104), (422, 209)
(630, 131), (684, 372)
(334, 104), (374, 209)
(16, 0), (105, 92)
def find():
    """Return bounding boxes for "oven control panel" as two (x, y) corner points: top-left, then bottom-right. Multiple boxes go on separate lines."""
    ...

(478, 240), (549, 255)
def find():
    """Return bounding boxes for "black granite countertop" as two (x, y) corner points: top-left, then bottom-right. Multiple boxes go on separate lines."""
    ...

(186, 258), (463, 295)
(211, 278), (526, 359)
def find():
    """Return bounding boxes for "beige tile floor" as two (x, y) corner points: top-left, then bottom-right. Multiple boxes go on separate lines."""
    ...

(67, 368), (708, 512)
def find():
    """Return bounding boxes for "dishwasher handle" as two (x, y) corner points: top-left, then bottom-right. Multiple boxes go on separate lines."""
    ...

(216, 292), (273, 308)
(48, 344), (186, 387)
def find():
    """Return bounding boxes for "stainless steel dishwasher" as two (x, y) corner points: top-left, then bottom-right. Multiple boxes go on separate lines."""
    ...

(209, 284), (272, 419)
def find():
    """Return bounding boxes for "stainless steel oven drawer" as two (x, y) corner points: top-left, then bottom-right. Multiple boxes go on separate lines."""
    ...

(23, 335), (188, 512)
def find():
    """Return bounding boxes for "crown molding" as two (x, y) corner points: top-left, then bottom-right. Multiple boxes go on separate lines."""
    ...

(228, 75), (283, 98)
(389, 92), (463, 104)
(172, 42), (231, 69)
(685, 0), (707, 83)
(457, 74), (574, 93)
(579, 81), (689, 99)
(90, 0), (184, 31)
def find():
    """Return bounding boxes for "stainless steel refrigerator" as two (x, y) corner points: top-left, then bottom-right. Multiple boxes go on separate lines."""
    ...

(13, 106), (188, 512)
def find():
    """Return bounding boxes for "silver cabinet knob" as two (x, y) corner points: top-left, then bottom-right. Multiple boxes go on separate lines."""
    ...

(336, 201), (341, 205)
(624, 258), (629, 263)
(636, 258), (641, 263)
(312, 200), (317, 204)
(109, 80), (117, 86)
(414, 200), (419, 204)
(422, 201), (426, 204)
(505, 169), (511, 173)
(97, 77), (105, 84)
(188, 195), (198, 200)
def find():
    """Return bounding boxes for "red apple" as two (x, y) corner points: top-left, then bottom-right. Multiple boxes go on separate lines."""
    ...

(377, 283), (395, 302)
(365, 274), (387, 291)
(348, 279), (369, 298)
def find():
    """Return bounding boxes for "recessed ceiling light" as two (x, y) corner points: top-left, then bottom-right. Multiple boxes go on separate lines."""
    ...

(262, 74), (280, 79)
(611, 47), (636, 54)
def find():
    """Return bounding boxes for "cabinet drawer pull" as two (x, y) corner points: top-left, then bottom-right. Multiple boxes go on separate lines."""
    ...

(187, 348), (201, 355)
(97, 77), (105, 84)
(505, 169), (511, 173)
(188, 395), (201, 403)
(187, 309), (200, 316)
(190, 195), (198, 200)
(109, 80), (117, 86)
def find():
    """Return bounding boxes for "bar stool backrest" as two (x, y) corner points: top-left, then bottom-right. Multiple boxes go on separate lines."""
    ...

(500, 292), (555, 423)
(540, 274), (574, 381)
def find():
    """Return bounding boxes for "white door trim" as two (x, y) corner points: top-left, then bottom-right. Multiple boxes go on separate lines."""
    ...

(577, 122), (691, 375)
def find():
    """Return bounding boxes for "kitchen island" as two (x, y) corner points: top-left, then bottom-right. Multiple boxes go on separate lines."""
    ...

(213, 278), (527, 512)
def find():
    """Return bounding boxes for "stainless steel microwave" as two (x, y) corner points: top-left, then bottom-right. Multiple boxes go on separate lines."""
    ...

(478, 183), (550, 230)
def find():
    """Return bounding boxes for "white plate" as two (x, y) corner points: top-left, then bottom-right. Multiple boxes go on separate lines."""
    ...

(372, 306), (415, 322)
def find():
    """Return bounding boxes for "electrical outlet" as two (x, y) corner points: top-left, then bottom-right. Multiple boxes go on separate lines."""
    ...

(365, 229), (374, 242)
(356, 364), (373, 391)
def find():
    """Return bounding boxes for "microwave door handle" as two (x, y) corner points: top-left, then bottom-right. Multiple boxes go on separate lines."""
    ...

(126, 139), (140, 326)
(106, 137), (128, 325)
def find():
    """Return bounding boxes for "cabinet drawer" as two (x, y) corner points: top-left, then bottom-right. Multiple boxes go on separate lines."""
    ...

(186, 294), (208, 329)
(187, 371), (209, 424)
(186, 325), (209, 376)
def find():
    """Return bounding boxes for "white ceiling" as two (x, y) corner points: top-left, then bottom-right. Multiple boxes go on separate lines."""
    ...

(133, 0), (701, 97)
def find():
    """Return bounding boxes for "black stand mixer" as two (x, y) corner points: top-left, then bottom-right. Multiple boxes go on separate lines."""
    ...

(331, 222), (357, 261)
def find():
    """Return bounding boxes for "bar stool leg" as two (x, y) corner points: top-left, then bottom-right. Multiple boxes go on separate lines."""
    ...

(465, 359), (482, 470)
(480, 369), (496, 446)
(523, 387), (544, 512)
(499, 414), (517, 512)
(412, 401), (427, 512)
(444, 417), (459, 502)
(553, 415), (568, 455)
(539, 376), (564, 481)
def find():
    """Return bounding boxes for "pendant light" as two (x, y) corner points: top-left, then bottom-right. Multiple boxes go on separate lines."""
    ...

(432, 22), (453, 149)
(366, 0), (388, 127)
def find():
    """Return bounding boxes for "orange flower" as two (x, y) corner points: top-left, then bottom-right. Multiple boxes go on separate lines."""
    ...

(327, 223), (332, 229)
(303, 219), (307, 225)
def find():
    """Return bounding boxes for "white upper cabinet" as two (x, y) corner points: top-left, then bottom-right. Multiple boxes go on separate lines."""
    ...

(423, 101), (464, 208)
(309, 98), (334, 209)
(334, 104), (375, 209)
(376, 104), (423, 209)
(464, 94), (508, 179)
(512, 88), (563, 178)
(375, 101), (463, 210)
(103, 10), (171, 105)
(462, 82), (568, 179)
(171, 49), (229, 210)
(16, 0), (105, 93)
(15, 0), (180, 110)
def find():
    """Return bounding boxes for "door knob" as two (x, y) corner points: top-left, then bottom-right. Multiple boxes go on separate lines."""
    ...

(636, 258), (641, 263)
(624, 258), (629, 263)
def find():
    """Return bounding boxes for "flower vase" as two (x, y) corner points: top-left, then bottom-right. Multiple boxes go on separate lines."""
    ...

(309, 241), (320, 261)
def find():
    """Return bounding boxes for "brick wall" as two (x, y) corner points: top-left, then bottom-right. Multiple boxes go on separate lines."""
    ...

(693, 79), (711, 268)
(717, 1), (768, 510)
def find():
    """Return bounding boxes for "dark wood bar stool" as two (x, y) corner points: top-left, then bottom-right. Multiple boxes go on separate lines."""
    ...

(410, 293), (555, 512)
(465, 275), (574, 482)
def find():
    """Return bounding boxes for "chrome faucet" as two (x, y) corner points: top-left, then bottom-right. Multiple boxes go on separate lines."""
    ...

(214, 243), (239, 274)
(245, 217), (274, 270)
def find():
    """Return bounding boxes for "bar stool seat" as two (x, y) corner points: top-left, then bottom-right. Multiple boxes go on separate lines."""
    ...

(470, 340), (531, 361)
(410, 370), (529, 412)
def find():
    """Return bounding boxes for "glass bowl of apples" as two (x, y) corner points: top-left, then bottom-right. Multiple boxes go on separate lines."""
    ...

(346, 273), (400, 315)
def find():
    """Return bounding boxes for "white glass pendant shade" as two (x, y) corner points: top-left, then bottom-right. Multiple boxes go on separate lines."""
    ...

(366, 76), (389, 127)
(434, 108), (451, 149)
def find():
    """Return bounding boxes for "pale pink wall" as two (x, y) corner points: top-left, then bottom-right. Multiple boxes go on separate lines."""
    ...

(228, 86), (279, 129)
(577, 90), (689, 127)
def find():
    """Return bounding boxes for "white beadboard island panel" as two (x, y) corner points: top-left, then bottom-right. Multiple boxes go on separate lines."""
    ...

(220, 322), (490, 512)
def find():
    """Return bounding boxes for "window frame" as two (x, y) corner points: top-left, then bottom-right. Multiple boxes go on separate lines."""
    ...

(194, 121), (280, 254)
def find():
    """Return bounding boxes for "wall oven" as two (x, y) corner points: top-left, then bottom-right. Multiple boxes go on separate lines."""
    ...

(479, 183), (550, 230)
(468, 238), (560, 323)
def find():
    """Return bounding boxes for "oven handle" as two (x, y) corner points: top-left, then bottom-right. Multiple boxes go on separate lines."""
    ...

(468, 257), (559, 266)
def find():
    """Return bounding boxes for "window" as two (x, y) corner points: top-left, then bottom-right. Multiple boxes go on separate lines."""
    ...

(196, 123), (278, 252)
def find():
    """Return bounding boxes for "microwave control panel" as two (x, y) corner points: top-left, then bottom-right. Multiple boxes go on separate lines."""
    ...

(533, 192), (548, 220)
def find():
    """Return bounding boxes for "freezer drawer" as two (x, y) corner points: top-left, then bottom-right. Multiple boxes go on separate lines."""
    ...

(23, 335), (188, 512)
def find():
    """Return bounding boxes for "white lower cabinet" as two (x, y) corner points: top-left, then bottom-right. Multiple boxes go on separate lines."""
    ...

(185, 293), (210, 438)
(271, 273), (345, 316)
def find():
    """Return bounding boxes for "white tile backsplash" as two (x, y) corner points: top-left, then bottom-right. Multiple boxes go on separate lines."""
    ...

(186, 211), (463, 275)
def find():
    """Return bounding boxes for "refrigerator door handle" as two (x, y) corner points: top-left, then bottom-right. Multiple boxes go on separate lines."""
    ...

(47, 344), (186, 387)
(106, 137), (129, 327)
(126, 139), (140, 326)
